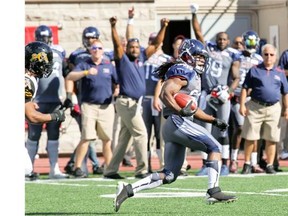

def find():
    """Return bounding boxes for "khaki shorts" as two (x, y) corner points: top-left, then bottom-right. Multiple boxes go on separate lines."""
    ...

(241, 100), (281, 142)
(81, 103), (115, 141)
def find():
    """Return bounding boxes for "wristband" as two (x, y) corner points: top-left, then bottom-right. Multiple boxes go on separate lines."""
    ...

(66, 92), (72, 100)
(83, 70), (89, 76)
(127, 18), (134, 25)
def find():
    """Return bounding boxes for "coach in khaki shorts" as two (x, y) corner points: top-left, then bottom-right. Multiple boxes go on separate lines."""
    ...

(66, 39), (119, 177)
(239, 44), (288, 174)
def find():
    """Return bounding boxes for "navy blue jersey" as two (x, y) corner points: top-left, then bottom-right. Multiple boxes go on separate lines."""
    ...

(115, 49), (147, 100)
(68, 48), (90, 67)
(202, 41), (240, 92)
(73, 58), (118, 104)
(144, 52), (172, 96)
(243, 63), (288, 103)
(278, 50), (288, 82)
(163, 63), (201, 117)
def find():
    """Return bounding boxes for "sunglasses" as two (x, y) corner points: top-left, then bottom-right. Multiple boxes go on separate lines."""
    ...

(264, 53), (275, 56)
(128, 38), (140, 43)
(90, 45), (103, 50)
(234, 41), (243, 45)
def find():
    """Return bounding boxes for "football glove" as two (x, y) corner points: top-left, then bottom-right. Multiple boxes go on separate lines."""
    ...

(63, 92), (74, 109)
(190, 3), (199, 14)
(179, 99), (198, 117)
(50, 107), (66, 122)
(212, 118), (228, 131)
(211, 85), (232, 104)
(71, 104), (81, 118)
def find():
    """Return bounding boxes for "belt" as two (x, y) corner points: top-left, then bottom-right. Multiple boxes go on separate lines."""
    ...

(251, 98), (276, 107)
(118, 95), (139, 103)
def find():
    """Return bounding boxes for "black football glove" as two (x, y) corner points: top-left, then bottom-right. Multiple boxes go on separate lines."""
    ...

(70, 104), (81, 118)
(179, 100), (197, 117)
(212, 118), (228, 131)
(63, 92), (74, 109)
(50, 107), (66, 122)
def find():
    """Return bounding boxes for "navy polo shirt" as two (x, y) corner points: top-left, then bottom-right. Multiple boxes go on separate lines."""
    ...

(115, 50), (147, 100)
(73, 58), (118, 104)
(242, 63), (288, 103)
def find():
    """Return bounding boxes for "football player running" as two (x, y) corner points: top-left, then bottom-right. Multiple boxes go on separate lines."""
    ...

(25, 41), (66, 180)
(113, 39), (237, 212)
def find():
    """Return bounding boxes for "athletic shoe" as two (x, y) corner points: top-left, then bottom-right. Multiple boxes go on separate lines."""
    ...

(122, 158), (133, 167)
(73, 167), (87, 178)
(251, 165), (264, 173)
(49, 172), (69, 179)
(195, 165), (208, 176)
(220, 165), (229, 176)
(93, 166), (104, 175)
(64, 162), (74, 175)
(179, 170), (189, 176)
(113, 182), (134, 212)
(25, 172), (39, 181)
(229, 160), (238, 173)
(280, 150), (288, 160)
(241, 163), (251, 174)
(104, 173), (125, 179)
(265, 165), (276, 174)
(206, 187), (237, 204)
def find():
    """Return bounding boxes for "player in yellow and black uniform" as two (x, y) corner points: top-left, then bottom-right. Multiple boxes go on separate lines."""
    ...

(24, 41), (66, 180)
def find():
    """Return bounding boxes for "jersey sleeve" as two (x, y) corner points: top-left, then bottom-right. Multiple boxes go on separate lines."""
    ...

(165, 64), (195, 82)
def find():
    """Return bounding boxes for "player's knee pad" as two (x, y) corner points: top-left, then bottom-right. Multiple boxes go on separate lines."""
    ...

(205, 160), (219, 172)
(162, 168), (175, 184)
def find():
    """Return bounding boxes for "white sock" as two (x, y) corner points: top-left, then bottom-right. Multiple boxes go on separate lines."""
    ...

(207, 161), (221, 189)
(131, 172), (163, 194)
(231, 149), (239, 161)
(251, 152), (258, 166)
(26, 138), (38, 165)
(24, 147), (33, 175)
(221, 145), (230, 159)
(46, 140), (60, 174)
(201, 151), (208, 160)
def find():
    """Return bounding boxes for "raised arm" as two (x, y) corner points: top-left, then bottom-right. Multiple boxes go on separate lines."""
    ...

(110, 16), (125, 60)
(126, 6), (134, 40)
(145, 18), (169, 59)
(190, 4), (205, 44)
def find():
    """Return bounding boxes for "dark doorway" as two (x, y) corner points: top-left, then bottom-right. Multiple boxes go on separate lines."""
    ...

(162, 20), (191, 56)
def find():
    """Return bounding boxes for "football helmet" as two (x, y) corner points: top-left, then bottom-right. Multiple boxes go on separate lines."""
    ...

(82, 26), (100, 49)
(25, 41), (53, 78)
(35, 25), (53, 45)
(242, 30), (260, 53)
(178, 39), (209, 74)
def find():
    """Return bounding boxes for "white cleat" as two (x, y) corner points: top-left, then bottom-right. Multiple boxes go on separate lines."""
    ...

(49, 172), (69, 179)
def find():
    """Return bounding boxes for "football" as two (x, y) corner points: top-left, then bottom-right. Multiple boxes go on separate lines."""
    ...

(174, 92), (198, 111)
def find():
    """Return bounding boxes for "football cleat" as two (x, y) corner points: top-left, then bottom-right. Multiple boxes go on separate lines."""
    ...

(113, 181), (134, 212)
(206, 187), (237, 204)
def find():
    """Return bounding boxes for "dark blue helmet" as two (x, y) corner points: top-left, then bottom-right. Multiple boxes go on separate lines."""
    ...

(25, 41), (53, 78)
(242, 30), (260, 53)
(35, 25), (53, 45)
(82, 26), (100, 49)
(178, 39), (209, 74)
